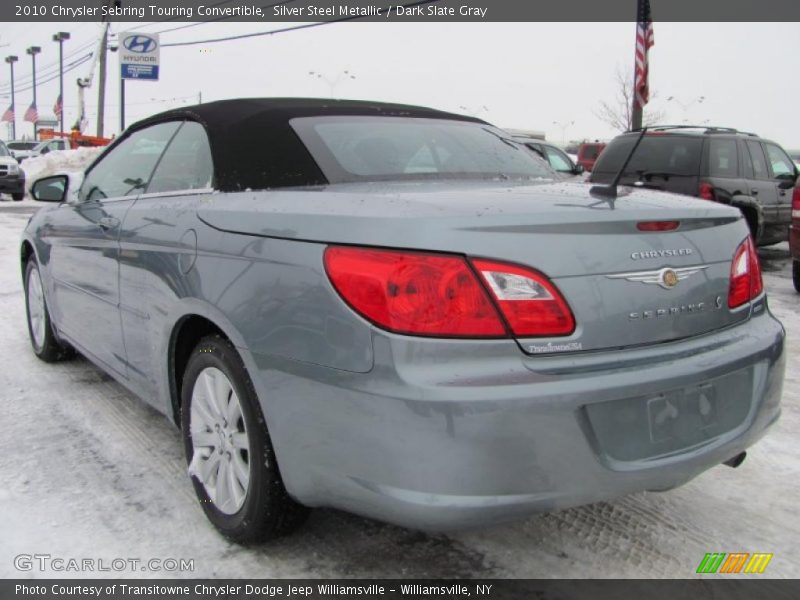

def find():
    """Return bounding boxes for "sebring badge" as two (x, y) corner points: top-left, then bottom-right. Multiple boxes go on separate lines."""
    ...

(607, 265), (709, 290)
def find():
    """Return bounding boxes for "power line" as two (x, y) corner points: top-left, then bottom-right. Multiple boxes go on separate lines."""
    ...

(0, 39), (97, 91)
(0, 53), (94, 97)
(161, 0), (438, 47)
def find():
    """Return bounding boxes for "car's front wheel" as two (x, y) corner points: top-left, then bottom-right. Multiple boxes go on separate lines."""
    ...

(793, 259), (800, 294)
(24, 259), (72, 362)
(181, 335), (309, 543)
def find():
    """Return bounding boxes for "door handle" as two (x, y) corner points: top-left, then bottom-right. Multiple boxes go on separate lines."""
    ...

(98, 216), (120, 230)
(751, 189), (759, 195)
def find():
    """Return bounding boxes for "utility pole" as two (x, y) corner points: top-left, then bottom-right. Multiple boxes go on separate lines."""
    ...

(96, 23), (109, 137)
(4, 55), (17, 139)
(53, 32), (70, 133)
(26, 46), (41, 137)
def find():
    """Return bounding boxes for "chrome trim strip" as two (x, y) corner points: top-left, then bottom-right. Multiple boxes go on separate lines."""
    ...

(606, 265), (710, 290)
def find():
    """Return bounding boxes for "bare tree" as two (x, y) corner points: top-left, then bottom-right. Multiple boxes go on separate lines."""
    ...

(596, 68), (665, 132)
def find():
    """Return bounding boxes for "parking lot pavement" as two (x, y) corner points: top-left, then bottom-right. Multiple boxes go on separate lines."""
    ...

(0, 207), (797, 578)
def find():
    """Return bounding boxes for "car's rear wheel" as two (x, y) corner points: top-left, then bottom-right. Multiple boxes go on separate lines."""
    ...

(24, 259), (72, 362)
(181, 335), (309, 543)
(793, 259), (800, 293)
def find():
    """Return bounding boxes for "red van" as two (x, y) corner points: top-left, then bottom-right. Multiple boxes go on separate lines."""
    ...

(577, 142), (606, 172)
(791, 177), (800, 292)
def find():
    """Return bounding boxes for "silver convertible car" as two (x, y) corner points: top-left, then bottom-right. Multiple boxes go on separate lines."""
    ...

(22, 99), (784, 543)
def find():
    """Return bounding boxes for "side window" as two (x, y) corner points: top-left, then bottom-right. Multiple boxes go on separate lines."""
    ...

(708, 138), (738, 178)
(79, 121), (181, 202)
(146, 121), (215, 194)
(763, 143), (796, 177)
(745, 140), (769, 181)
(544, 147), (573, 172)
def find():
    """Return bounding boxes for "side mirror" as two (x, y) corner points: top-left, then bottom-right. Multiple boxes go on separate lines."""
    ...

(31, 175), (68, 203)
(573, 164), (585, 175)
(40, 146), (50, 155)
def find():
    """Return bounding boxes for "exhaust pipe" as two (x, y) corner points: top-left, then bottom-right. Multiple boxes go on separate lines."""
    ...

(723, 451), (747, 468)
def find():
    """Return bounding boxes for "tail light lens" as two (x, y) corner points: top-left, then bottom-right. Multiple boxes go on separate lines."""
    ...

(324, 246), (575, 338)
(792, 184), (800, 218)
(323, 247), (505, 337)
(699, 182), (715, 201)
(471, 259), (575, 336)
(728, 236), (763, 308)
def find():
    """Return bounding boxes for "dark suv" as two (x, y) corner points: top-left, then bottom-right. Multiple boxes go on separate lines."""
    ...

(590, 126), (798, 246)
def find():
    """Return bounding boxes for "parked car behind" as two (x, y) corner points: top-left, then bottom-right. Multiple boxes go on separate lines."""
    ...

(23, 99), (784, 543)
(791, 176), (800, 292)
(513, 136), (585, 178)
(0, 140), (25, 200)
(6, 140), (38, 162)
(590, 126), (798, 246)
(577, 141), (606, 171)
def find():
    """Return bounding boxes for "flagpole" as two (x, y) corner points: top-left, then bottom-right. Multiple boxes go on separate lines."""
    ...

(631, 12), (643, 130)
(53, 32), (70, 133)
(26, 46), (41, 138)
(4, 55), (17, 139)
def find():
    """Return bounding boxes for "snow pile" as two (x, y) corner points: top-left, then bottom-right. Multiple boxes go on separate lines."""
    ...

(21, 147), (104, 194)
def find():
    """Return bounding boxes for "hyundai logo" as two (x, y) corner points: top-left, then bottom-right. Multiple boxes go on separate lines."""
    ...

(124, 35), (157, 53)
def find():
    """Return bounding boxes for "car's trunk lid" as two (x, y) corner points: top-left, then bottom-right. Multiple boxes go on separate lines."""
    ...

(198, 180), (752, 354)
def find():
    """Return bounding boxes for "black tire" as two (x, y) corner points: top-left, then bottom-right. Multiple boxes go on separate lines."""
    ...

(181, 334), (309, 543)
(12, 192), (24, 201)
(793, 260), (800, 294)
(24, 259), (73, 362)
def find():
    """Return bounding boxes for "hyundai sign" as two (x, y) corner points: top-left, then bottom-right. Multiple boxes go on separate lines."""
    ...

(119, 32), (160, 80)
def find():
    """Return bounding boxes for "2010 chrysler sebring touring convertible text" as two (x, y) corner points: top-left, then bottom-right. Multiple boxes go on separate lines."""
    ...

(21, 99), (785, 543)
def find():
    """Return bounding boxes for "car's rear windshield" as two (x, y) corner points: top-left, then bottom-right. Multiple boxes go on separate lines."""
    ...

(7, 141), (37, 150)
(593, 134), (703, 176)
(290, 116), (555, 184)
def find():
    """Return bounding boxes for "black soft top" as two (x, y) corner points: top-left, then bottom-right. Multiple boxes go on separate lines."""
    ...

(129, 98), (484, 192)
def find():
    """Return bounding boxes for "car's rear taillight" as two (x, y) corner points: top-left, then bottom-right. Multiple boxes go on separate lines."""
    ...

(324, 246), (575, 338)
(792, 185), (800, 219)
(728, 236), (763, 308)
(323, 247), (506, 337)
(699, 182), (715, 201)
(637, 220), (680, 232)
(471, 259), (575, 337)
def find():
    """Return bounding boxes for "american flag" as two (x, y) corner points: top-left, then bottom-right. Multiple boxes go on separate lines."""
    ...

(634, 0), (655, 109)
(53, 94), (63, 118)
(24, 102), (39, 123)
(1, 104), (13, 123)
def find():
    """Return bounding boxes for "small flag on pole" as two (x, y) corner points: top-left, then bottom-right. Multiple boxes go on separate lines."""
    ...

(634, 0), (655, 109)
(24, 102), (39, 123)
(1, 104), (13, 123)
(54, 94), (63, 118)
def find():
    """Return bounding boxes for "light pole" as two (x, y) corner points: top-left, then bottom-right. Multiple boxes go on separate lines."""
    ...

(308, 70), (356, 98)
(458, 105), (489, 118)
(26, 46), (41, 137)
(53, 32), (70, 133)
(4, 55), (17, 139)
(553, 120), (575, 143)
(666, 95), (705, 122)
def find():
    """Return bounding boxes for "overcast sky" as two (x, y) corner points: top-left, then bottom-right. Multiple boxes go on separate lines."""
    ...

(1, 21), (798, 147)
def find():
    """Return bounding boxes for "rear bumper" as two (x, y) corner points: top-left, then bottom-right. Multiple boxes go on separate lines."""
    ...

(249, 305), (784, 531)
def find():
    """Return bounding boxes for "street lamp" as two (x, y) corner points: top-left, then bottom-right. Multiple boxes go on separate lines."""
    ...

(26, 46), (41, 137)
(53, 32), (70, 133)
(666, 95), (705, 123)
(308, 70), (356, 98)
(4, 55), (18, 139)
(553, 120), (575, 143)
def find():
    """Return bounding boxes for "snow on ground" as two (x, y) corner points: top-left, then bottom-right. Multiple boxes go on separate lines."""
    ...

(0, 204), (797, 579)
(19, 147), (103, 195)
